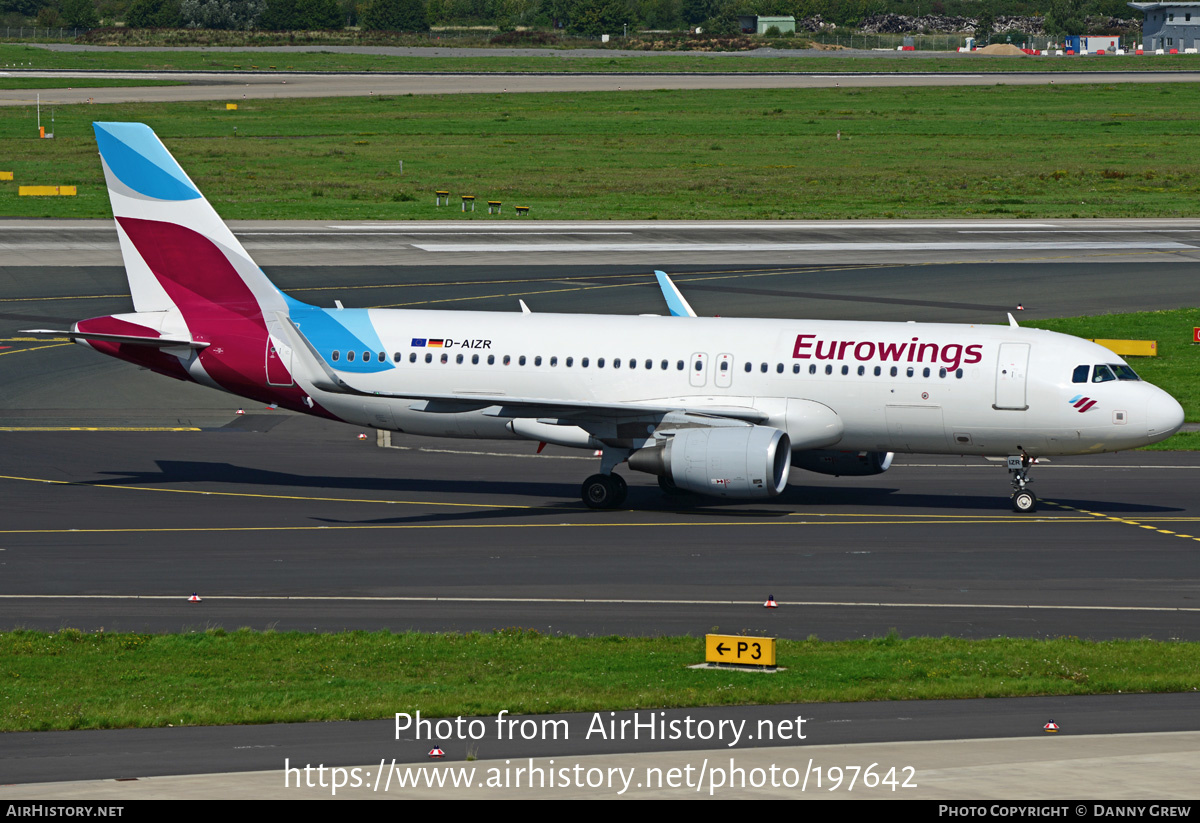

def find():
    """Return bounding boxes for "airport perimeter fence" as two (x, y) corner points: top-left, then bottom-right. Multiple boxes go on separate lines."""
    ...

(808, 32), (969, 51)
(3, 27), (89, 42)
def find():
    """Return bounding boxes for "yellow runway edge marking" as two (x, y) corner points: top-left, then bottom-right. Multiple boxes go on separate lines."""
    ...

(0, 427), (200, 432)
(1046, 501), (1200, 543)
(0, 472), (556, 511)
(0, 519), (1102, 535)
(0, 343), (71, 357)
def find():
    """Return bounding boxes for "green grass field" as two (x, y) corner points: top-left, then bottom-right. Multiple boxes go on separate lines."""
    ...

(0, 77), (184, 90)
(4, 43), (1200, 75)
(2, 83), (1200, 221)
(3, 629), (1198, 732)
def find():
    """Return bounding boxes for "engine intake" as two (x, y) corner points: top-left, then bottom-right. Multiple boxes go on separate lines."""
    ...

(629, 425), (791, 498)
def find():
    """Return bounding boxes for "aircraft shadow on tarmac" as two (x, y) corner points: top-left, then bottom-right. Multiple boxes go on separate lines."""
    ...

(86, 461), (1184, 519)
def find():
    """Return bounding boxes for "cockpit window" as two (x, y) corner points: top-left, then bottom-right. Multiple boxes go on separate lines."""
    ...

(1092, 364), (1117, 383)
(1110, 363), (1140, 381)
(1072, 365), (1089, 383)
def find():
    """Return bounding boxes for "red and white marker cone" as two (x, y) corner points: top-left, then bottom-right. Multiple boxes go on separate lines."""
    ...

(428, 747), (445, 758)
(357, 433), (368, 440)
(188, 593), (202, 602)
(764, 595), (778, 609)
(235, 408), (245, 415)
(1044, 720), (1059, 733)
(1016, 304), (1025, 311)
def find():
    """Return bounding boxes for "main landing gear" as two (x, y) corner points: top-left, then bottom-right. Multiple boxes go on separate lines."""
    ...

(1008, 448), (1037, 513)
(581, 447), (632, 510)
(581, 473), (627, 509)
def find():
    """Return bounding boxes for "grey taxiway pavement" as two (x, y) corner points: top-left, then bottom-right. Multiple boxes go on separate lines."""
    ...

(4, 68), (1200, 107)
(3, 219), (1200, 795)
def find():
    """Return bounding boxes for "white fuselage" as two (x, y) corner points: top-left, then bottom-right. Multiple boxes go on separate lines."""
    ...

(299, 310), (1184, 458)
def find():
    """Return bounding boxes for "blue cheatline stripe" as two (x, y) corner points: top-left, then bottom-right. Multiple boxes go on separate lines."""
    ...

(290, 307), (394, 374)
(93, 122), (201, 202)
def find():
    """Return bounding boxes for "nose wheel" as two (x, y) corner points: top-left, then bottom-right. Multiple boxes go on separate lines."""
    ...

(582, 473), (628, 509)
(1011, 488), (1037, 513)
(1008, 448), (1037, 513)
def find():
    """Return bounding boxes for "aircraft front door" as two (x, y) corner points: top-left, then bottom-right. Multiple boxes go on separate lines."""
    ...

(994, 342), (1030, 410)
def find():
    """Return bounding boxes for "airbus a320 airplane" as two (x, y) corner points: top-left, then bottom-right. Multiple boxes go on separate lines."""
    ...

(25, 123), (1186, 512)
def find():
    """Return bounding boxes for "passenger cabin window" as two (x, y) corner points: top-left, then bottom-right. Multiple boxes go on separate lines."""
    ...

(1072, 365), (1090, 383)
(1092, 364), (1117, 383)
(332, 351), (340, 362)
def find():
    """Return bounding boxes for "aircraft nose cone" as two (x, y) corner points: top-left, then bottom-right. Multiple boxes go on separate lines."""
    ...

(1147, 391), (1185, 438)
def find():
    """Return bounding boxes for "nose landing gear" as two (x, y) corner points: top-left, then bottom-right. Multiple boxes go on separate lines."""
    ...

(1008, 448), (1037, 513)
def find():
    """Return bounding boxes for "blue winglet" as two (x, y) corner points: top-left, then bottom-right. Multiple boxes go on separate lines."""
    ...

(654, 270), (697, 318)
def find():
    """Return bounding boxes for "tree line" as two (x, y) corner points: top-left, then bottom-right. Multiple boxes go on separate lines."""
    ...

(1, 0), (1138, 36)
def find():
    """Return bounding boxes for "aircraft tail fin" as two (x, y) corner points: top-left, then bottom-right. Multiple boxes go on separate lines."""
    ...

(93, 122), (301, 319)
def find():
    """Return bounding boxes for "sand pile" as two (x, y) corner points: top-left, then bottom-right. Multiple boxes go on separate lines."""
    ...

(976, 43), (1027, 55)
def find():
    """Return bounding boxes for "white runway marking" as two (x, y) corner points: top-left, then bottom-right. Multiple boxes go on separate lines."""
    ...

(2, 593), (1198, 613)
(411, 241), (1193, 252)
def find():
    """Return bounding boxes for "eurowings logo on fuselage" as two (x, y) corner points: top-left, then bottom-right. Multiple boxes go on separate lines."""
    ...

(1069, 395), (1098, 412)
(792, 334), (984, 371)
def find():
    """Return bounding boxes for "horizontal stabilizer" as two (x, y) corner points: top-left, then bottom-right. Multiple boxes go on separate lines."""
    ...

(19, 328), (208, 349)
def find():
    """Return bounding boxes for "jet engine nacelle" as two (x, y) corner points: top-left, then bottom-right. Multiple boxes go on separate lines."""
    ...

(791, 449), (894, 477)
(629, 425), (791, 498)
